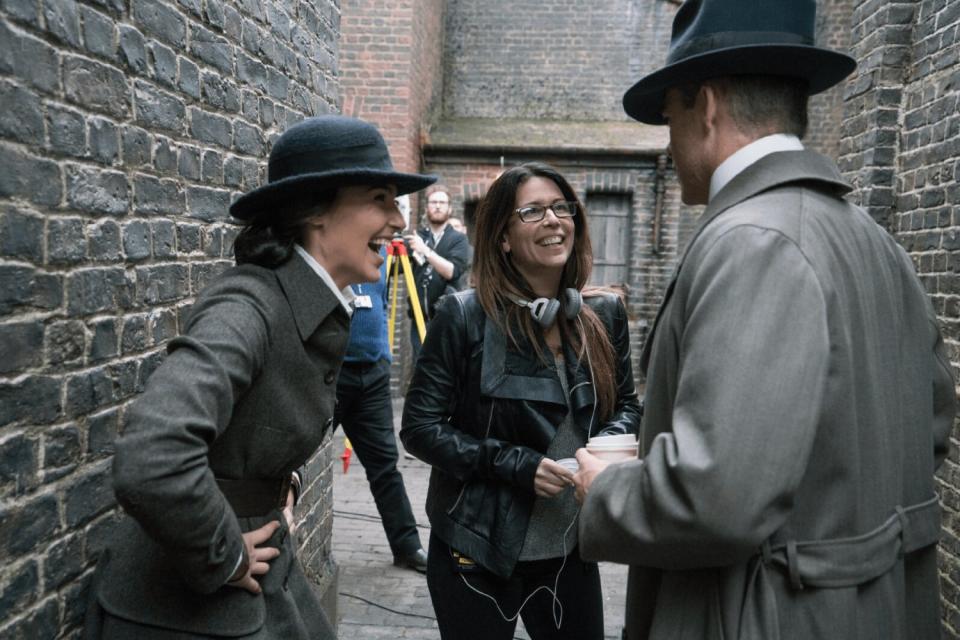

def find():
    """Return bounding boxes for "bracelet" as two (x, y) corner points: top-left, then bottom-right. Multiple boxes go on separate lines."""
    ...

(228, 548), (249, 583)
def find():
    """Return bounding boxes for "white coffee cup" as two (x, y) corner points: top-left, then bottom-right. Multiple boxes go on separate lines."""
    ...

(555, 457), (579, 473)
(585, 441), (638, 463)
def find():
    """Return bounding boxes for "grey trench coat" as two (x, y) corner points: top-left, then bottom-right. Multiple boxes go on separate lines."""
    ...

(579, 150), (956, 639)
(85, 254), (346, 639)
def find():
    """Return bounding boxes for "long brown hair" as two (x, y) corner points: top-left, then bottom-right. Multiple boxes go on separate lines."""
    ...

(473, 163), (617, 421)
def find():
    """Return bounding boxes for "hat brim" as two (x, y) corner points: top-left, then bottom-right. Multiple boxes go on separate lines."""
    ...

(230, 169), (438, 221)
(623, 44), (857, 124)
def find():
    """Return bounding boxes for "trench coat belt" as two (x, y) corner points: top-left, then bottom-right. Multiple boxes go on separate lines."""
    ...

(216, 476), (292, 517)
(760, 495), (941, 590)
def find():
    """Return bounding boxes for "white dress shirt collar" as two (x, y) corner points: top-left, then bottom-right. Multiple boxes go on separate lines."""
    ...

(709, 133), (804, 202)
(293, 244), (355, 316)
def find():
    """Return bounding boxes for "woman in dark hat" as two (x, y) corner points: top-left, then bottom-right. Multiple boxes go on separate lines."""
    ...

(401, 162), (641, 639)
(84, 116), (435, 640)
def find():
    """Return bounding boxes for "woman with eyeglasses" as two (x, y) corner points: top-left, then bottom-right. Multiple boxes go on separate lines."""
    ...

(401, 162), (641, 639)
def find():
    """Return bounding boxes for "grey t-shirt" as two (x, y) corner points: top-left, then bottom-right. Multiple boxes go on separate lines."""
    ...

(519, 354), (582, 561)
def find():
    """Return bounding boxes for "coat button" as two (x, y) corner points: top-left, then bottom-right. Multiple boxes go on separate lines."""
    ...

(324, 370), (336, 384)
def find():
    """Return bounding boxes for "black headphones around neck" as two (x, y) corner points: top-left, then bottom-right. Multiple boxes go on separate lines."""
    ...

(508, 288), (582, 329)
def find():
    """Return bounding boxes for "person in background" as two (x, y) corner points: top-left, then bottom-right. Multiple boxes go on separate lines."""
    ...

(447, 215), (473, 291)
(84, 116), (436, 640)
(573, 1), (957, 638)
(402, 163), (641, 639)
(404, 184), (468, 360)
(395, 194), (411, 231)
(333, 241), (428, 572)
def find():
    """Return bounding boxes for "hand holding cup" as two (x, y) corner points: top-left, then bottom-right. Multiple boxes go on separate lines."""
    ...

(534, 458), (576, 498)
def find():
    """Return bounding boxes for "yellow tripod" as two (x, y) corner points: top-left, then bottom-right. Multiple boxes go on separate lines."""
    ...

(386, 236), (427, 349)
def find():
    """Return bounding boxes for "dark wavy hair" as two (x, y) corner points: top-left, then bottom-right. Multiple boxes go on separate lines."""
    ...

(233, 189), (338, 267)
(473, 162), (617, 421)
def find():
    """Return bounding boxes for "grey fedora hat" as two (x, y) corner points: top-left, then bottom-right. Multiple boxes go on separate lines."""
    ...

(230, 116), (437, 220)
(623, 0), (856, 125)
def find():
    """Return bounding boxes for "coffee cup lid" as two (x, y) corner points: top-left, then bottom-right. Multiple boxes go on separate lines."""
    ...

(588, 434), (637, 444)
(585, 441), (639, 448)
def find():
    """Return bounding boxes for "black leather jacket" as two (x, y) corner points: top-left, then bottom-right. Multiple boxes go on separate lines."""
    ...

(401, 289), (642, 578)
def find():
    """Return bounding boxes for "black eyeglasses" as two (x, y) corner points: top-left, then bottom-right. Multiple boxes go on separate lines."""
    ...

(514, 201), (578, 223)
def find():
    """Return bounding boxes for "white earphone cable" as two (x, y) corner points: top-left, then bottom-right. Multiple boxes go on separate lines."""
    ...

(577, 315), (599, 440)
(458, 505), (580, 628)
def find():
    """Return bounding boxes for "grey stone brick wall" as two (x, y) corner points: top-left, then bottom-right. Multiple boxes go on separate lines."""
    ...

(806, 0), (854, 157)
(0, 0), (341, 636)
(835, 0), (960, 633)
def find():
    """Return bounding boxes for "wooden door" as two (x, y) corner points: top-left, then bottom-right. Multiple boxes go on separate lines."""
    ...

(586, 193), (631, 287)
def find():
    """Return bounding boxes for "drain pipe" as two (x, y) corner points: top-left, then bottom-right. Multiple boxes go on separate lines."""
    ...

(652, 153), (667, 254)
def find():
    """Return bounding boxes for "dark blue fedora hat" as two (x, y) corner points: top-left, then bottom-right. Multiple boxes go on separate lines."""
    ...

(623, 0), (856, 124)
(230, 116), (437, 220)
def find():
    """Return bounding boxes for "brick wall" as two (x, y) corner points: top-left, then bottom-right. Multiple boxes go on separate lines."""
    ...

(340, 0), (446, 392)
(443, 0), (675, 122)
(341, 0), (444, 210)
(0, 0), (341, 636)
(836, 0), (960, 633)
(807, 0), (854, 157)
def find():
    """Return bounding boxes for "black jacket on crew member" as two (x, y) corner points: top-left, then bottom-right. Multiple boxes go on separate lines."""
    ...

(401, 289), (642, 579)
(409, 226), (469, 320)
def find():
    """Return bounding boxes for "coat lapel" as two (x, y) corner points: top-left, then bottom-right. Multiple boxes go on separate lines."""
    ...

(424, 225), (458, 254)
(274, 253), (348, 343)
(639, 150), (851, 373)
(478, 313), (600, 423)
(561, 339), (595, 415)
(419, 227), (434, 250)
(480, 317), (566, 405)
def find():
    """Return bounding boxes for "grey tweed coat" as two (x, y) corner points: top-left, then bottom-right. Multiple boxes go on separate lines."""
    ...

(85, 253), (347, 639)
(579, 150), (956, 640)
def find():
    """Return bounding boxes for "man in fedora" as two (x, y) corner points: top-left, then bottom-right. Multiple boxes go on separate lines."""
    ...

(573, 1), (956, 638)
(85, 115), (436, 639)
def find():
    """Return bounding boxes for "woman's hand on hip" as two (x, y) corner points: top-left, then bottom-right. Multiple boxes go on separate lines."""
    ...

(226, 520), (281, 595)
(534, 458), (575, 498)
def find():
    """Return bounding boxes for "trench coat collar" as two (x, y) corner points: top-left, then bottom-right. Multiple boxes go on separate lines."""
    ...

(480, 316), (595, 415)
(275, 252), (348, 342)
(639, 149), (852, 372)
